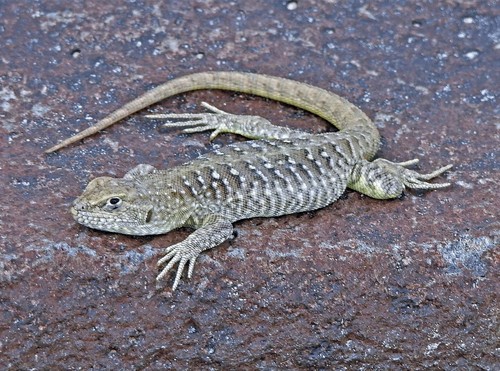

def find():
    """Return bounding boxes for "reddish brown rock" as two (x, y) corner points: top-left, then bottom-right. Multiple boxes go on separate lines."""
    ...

(0, 0), (497, 369)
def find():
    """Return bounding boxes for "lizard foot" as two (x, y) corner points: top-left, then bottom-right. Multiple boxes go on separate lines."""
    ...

(390, 159), (453, 190)
(349, 158), (453, 199)
(156, 214), (233, 291)
(156, 241), (201, 291)
(145, 102), (235, 140)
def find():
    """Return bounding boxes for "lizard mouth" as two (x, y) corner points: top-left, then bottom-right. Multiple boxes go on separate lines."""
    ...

(70, 204), (155, 233)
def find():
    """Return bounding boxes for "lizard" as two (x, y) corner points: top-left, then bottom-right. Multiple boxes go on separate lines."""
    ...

(45, 71), (452, 290)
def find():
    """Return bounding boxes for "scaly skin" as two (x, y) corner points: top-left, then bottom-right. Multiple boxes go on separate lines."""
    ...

(47, 72), (452, 290)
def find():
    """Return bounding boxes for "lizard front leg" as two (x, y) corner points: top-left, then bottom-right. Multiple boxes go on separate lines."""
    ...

(146, 102), (312, 141)
(348, 158), (453, 199)
(157, 213), (233, 291)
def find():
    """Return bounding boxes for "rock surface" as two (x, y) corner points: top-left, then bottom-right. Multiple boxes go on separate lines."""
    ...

(1, 0), (497, 369)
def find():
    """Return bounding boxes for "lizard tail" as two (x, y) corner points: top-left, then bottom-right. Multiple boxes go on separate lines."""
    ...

(45, 71), (380, 157)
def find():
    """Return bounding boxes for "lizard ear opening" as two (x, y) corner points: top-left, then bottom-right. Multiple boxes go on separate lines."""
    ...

(145, 208), (153, 223)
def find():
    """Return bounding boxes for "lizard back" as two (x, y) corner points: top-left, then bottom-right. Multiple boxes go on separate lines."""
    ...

(145, 133), (356, 224)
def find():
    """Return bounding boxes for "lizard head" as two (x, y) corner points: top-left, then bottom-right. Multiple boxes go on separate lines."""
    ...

(70, 176), (159, 236)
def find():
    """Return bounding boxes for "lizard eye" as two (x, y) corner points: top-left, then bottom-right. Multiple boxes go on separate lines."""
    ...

(105, 197), (122, 209)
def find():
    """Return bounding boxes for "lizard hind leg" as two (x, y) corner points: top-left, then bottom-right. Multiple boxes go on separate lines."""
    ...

(348, 158), (452, 200)
(145, 102), (310, 141)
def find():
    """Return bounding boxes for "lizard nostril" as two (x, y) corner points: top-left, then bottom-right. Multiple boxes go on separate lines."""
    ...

(73, 201), (87, 211)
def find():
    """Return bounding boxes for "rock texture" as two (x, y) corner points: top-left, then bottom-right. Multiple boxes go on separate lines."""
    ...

(0, 0), (497, 369)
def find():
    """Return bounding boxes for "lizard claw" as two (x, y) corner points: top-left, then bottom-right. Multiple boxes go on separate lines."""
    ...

(157, 242), (199, 291)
